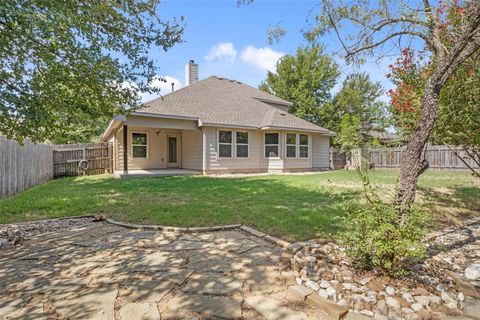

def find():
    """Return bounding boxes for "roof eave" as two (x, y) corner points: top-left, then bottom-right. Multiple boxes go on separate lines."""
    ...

(260, 126), (335, 135)
(101, 115), (126, 141)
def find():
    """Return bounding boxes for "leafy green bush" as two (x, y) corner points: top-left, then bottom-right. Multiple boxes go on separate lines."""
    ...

(341, 169), (429, 277)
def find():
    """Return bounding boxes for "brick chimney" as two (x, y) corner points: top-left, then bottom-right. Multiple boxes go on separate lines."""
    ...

(185, 60), (199, 86)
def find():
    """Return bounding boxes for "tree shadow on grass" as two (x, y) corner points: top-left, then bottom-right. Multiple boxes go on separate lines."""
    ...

(1, 175), (360, 241)
(419, 186), (480, 227)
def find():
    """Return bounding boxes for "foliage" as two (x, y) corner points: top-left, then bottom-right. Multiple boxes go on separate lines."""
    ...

(0, 0), (184, 143)
(389, 48), (480, 178)
(335, 115), (362, 155)
(259, 44), (339, 125)
(332, 73), (388, 152)
(341, 169), (429, 276)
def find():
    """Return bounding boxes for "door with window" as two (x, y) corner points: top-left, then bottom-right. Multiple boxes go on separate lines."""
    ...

(167, 135), (179, 168)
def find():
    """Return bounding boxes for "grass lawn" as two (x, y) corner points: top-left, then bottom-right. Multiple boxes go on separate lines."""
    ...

(1, 169), (478, 241)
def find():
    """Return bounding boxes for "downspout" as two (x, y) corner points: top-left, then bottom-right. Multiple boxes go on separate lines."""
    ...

(202, 126), (207, 175)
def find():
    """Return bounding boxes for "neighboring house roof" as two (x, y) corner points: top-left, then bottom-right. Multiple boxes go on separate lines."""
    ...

(136, 76), (334, 134)
(368, 130), (402, 143)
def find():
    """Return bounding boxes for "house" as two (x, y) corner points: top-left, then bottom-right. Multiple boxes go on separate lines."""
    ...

(102, 61), (335, 176)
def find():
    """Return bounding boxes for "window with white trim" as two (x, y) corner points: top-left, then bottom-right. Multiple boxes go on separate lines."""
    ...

(299, 134), (309, 158)
(132, 132), (148, 158)
(264, 132), (279, 158)
(218, 130), (232, 158)
(286, 133), (297, 158)
(236, 131), (249, 158)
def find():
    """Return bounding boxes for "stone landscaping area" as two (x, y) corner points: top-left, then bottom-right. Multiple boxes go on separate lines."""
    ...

(0, 218), (338, 320)
(2, 217), (480, 320)
(289, 219), (480, 320)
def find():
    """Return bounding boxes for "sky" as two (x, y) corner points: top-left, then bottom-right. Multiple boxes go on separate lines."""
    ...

(141, 0), (396, 102)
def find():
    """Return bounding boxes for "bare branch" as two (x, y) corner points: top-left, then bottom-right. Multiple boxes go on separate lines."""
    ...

(345, 31), (435, 59)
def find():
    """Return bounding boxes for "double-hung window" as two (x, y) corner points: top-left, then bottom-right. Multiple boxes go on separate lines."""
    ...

(264, 133), (279, 158)
(299, 134), (309, 158)
(218, 130), (232, 158)
(132, 132), (148, 158)
(236, 131), (249, 158)
(286, 133), (297, 158)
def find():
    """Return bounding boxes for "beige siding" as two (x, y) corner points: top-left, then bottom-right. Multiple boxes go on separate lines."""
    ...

(312, 134), (330, 169)
(204, 127), (264, 172)
(204, 127), (326, 173)
(126, 115), (198, 130)
(116, 126), (183, 170)
(182, 129), (203, 170)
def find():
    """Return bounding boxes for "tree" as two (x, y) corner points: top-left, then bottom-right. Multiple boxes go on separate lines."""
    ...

(0, 0), (184, 143)
(259, 44), (339, 126)
(314, 0), (480, 221)
(333, 73), (388, 152)
(389, 49), (480, 178)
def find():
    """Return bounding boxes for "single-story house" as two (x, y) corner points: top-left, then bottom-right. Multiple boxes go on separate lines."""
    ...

(102, 61), (334, 176)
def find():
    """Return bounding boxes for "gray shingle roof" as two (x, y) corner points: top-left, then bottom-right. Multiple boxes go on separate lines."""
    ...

(137, 76), (333, 134)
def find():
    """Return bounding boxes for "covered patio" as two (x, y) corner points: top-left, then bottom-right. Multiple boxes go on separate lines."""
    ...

(113, 168), (202, 178)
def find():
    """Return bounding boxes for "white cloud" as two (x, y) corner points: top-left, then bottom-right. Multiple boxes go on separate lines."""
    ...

(140, 76), (182, 103)
(240, 46), (285, 73)
(205, 42), (238, 63)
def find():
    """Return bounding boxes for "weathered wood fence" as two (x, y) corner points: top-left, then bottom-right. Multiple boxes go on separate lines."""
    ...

(331, 145), (479, 169)
(0, 136), (53, 199)
(53, 142), (113, 178)
(329, 149), (347, 169)
(365, 145), (479, 169)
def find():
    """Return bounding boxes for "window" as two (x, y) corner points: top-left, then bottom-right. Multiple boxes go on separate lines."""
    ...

(218, 130), (232, 158)
(286, 133), (297, 158)
(132, 132), (148, 158)
(299, 134), (309, 158)
(264, 132), (279, 158)
(236, 131), (249, 158)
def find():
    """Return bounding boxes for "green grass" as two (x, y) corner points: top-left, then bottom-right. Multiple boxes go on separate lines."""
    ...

(1, 169), (479, 241)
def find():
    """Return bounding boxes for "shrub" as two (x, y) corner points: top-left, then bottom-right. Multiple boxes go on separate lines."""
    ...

(341, 169), (429, 277)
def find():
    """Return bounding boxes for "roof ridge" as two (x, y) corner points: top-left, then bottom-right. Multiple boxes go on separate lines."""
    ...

(141, 76), (219, 106)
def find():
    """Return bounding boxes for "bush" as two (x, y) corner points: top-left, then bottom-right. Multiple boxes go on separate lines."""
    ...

(341, 170), (429, 277)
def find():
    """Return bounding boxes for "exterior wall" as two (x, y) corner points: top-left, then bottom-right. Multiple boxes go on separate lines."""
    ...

(203, 126), (328, 173)
(111, 119), (331, 173)
(182, 129), (203, 170)
(312, 134), (330, 169)
(116, 126), (184, 170)
(113, 115), (200, 171)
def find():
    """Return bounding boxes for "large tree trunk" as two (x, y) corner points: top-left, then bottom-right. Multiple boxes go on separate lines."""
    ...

(395, 79), (442, 223)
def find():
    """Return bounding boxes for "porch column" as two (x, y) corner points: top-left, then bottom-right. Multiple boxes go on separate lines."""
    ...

(123, 124), (128, 173)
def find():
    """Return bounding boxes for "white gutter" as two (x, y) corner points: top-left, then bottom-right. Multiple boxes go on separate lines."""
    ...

(131, 111), (199, 121)
(200, 122), (258, 130)
(260, 126), (335, 136)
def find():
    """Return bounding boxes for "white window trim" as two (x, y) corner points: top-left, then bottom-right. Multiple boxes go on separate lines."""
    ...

(285, 132), (297, 158)
(235, 131), (250, 159)
(217, 129), (233, 159)
(264, 132), (280, 159)
(217, 129), (250, 159)
(131, 131), (149, 159)
(284, 132), (310, 159)
(299, 133), (310, 159)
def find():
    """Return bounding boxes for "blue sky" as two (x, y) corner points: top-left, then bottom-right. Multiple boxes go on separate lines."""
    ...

(142, 0), (395, 102)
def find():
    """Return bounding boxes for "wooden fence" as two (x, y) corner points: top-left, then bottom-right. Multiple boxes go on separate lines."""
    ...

(0, 136), (53, 199)
(329, 149), (347, 169)
(368, 145), (479, 169)
(53, 142), (113, 178)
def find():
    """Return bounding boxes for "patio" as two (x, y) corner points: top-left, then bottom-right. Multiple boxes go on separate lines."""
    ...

(0, 219), (328, 319)
(113, 169), (202, 178)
